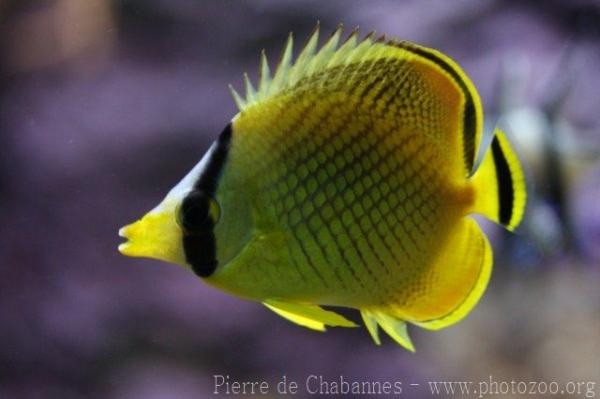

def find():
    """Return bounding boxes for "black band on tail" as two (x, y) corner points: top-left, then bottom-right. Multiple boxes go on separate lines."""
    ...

(491, 136), (514, 226)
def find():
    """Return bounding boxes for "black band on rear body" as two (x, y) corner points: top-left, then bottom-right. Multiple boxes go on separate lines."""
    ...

(183, 123), (232, 277)
(394, 42), (478, 173)
(491, 136), (514, 226)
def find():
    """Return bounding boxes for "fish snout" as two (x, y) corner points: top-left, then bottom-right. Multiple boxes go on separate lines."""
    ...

(117, 210), (186, 266)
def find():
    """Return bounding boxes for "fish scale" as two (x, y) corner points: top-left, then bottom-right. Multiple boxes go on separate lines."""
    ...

(229, 66), (447, 306)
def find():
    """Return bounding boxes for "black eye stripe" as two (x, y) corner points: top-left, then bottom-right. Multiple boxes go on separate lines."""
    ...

(183, 233), (217, 278)
(179, 190), (212, 234)
(183, 123), (232, 278)
(194, 123), (232, 193)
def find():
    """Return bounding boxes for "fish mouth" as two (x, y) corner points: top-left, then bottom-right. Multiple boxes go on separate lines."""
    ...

(118, 224), (135, 255)
(117, 219), (148, 257)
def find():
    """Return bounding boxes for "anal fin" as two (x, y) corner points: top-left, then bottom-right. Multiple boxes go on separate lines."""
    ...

(361, 310), (415, 352)
(264, 300), (357, 332)
(409, 217), (493, 330)
(361, 310), (381, 345)
(366, 217), (491, 346)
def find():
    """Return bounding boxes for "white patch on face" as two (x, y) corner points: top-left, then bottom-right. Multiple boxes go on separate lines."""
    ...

(149, 141), (217, 215)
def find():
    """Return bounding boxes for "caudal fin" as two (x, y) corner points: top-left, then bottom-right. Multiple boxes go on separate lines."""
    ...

(471, 129), (526, 231)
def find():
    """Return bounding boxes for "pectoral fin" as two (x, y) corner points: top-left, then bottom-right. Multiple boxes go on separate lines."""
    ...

(263, 300), (357, 331)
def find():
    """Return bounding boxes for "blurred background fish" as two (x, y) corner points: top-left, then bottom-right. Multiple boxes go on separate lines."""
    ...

(1, 1), (599, 398)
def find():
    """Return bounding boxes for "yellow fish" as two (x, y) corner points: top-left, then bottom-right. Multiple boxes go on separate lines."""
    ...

(118, 24), (526, 351)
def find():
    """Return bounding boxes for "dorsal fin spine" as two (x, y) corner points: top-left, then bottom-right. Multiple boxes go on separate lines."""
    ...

(243, 73), (256, 103)
(304, 27), (344, 92)
(327, 28), (359, 68)
(305, 26), (342, 76)
(271, 33), (294, 91)
(258, 50), (271, 99)
(228, 84), (246, 110)
(289, 23), (320, 85)
(344, 35), (374, 65)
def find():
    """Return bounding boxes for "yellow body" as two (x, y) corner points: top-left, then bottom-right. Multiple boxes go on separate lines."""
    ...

(119, 25), (526, 350)
(214, 66), (472, 308)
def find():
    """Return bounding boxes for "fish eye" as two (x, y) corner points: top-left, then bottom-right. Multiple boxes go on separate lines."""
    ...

(178, 190), (220, 234)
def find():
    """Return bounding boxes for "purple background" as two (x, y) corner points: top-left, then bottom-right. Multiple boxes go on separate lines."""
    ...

(1, 1), (599, 398)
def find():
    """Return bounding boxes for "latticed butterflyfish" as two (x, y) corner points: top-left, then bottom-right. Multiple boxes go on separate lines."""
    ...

(118, 24), (526, 351)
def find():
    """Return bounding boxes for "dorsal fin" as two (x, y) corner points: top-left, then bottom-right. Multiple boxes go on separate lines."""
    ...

(391, 41), (483, 173)
(270, 33), (294, 90)
(230, 24), (378, 112)
(229, 24), (484, 173)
